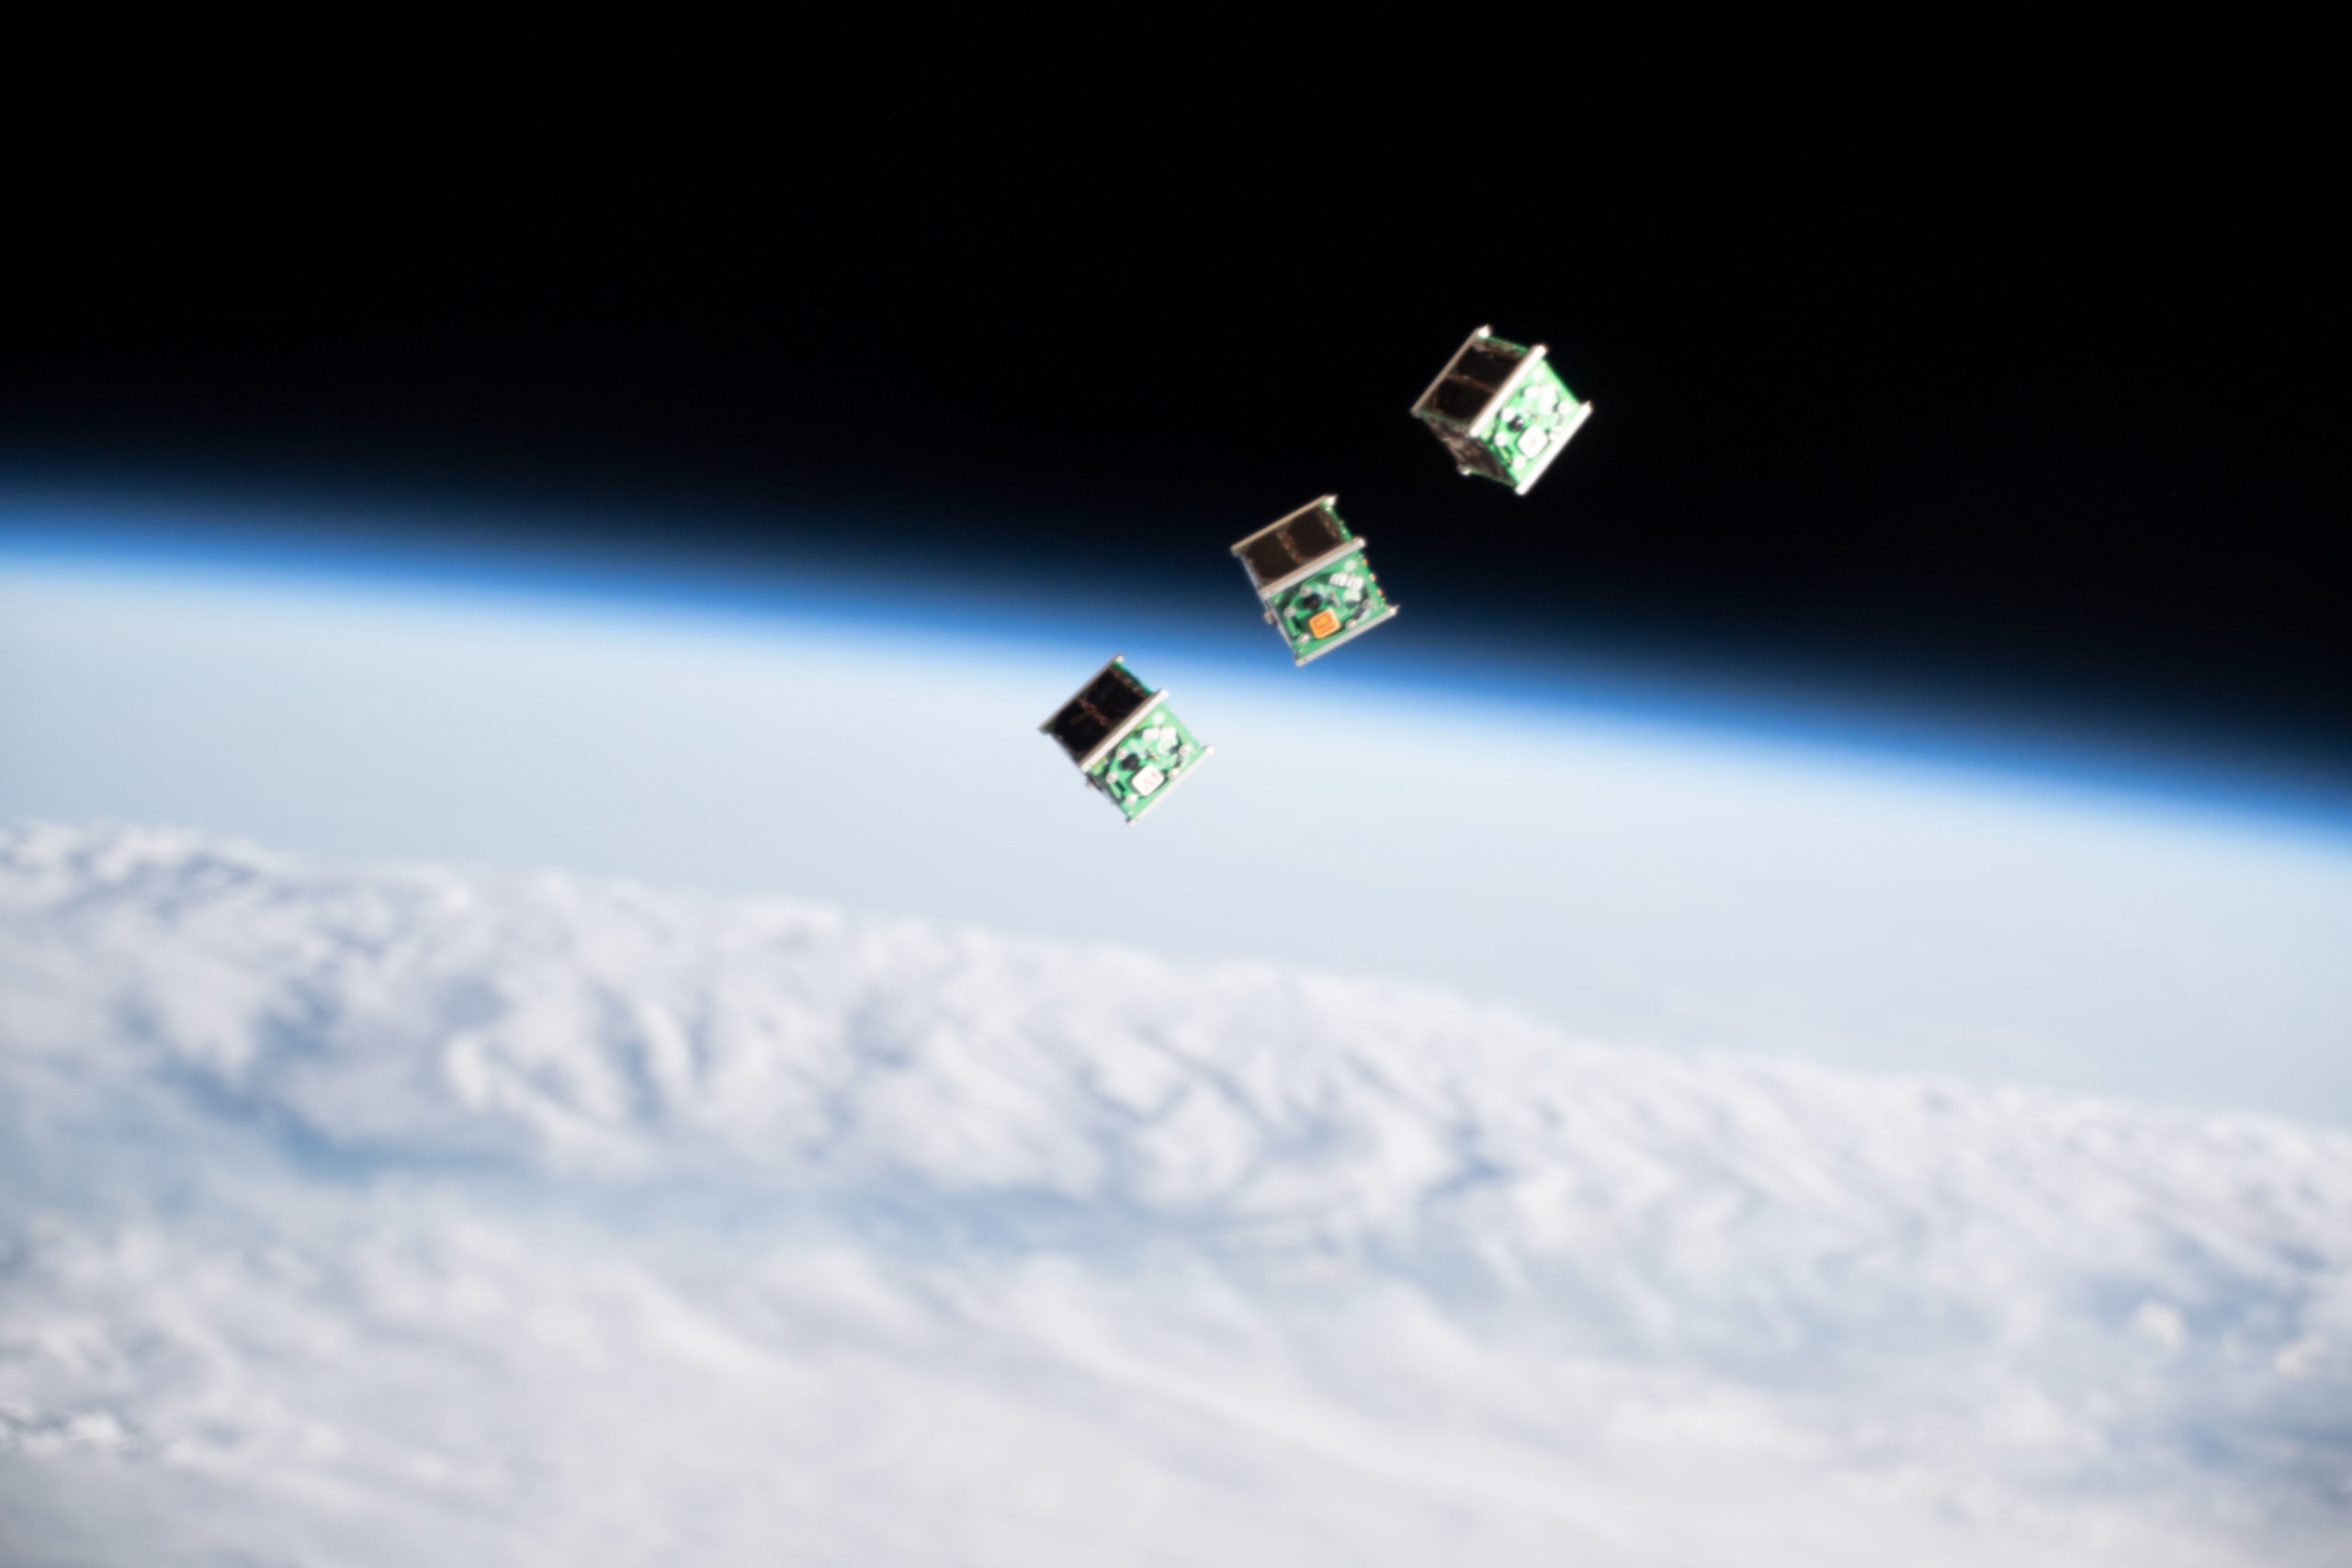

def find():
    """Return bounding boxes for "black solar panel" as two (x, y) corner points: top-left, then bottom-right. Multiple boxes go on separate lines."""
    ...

(1430, 377), (1494, 423)
(1082, 665), (1148, 725)
(1240, 534), (1298, 585)
(1045, 663), (1151, 760)
(1282, 509), (1343, 562)
(1045, 701), (1111, 759)
(1453, 341), (1521, 389)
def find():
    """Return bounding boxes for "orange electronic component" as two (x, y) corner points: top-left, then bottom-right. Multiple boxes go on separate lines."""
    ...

(1228, 496), (1399, 666)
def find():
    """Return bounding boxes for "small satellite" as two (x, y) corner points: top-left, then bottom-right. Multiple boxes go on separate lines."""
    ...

(1410, 325), (1592, 493)
(1039, 656), (1212, 822)
(1230, 496), (1397, 665)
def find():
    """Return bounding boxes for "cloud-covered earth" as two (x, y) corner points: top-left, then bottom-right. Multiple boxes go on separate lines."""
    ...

(3, 824), (2347, 1564)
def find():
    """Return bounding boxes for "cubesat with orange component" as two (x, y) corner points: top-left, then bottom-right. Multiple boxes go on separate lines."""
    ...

(1229, 496), (1397, 665)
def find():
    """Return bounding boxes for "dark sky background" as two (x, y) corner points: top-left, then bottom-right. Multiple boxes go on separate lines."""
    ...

(5, 17), (2343, 757)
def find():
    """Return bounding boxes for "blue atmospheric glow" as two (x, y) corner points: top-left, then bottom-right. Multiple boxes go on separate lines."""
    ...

(6, 489), (2349, 842)
(6, 491), (2352, 1128)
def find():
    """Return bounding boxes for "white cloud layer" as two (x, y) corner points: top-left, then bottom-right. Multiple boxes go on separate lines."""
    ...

(3, 823), (2348, 1565)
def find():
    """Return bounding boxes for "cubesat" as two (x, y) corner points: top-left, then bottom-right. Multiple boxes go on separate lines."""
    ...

(1044, 324), (1588, 820)
(1410, 324), (1592, 494)
(1229, 495), (1396, 665)
(1039, 657), (1212, 824)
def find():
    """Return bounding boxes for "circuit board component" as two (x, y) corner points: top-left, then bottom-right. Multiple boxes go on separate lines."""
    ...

(1039, 656), (1212, 822)
(1230, 496), (1398, 665)
(1409, 325), (1592, 493)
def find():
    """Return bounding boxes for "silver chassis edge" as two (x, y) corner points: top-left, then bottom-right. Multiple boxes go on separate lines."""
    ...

(1465, 343), (1550, 441)
(1118, 745), (1213, 823)
(1255, 535), (1367, 598)
(1510, 398), (1595, 494)
(1074, 684), (1173, 775)
(1408, 324), (1492, 416)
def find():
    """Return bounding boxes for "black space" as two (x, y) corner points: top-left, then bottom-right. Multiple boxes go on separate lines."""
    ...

(5, 17), (2343, 751)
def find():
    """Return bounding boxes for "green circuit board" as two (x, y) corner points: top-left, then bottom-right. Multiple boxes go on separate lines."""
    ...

(1481, 357), (1587, 491)
(1262, 547), (1396, 664)
(1083, 698), (1211, 821)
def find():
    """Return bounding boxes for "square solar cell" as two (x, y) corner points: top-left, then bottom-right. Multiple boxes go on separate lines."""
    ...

(1239, 534), (1298, 586)
(1281, 507), (1343, 563)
